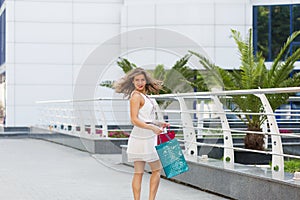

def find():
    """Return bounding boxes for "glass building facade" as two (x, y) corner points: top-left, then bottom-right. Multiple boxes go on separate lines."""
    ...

(0, 2), (5, 125)
(253, 4), (300, 61)
(0, 9), (5, 66)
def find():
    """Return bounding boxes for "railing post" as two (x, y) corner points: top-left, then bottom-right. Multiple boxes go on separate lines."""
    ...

(261, 118), (269, 150)
(73, 102), (86, 137)
(196, 101), (204, 139)
(255, 93), (284, 179)
(177, 97), (198, 156)
(211, 95), (234, 166)
(98, 104), (108, 138)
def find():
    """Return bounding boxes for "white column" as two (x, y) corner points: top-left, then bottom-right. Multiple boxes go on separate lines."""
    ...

(177, 97), (197, 156)
(255, 93), (284, 179)
(196, 101), (204, 139)
(211, 95), (234, 166)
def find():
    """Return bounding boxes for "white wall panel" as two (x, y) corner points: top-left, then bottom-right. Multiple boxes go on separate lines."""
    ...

(94, 86), (117, 99)
(189, 47), (215, 69)
(76, 44), (120, 65)
(156, 4), (214, 25)
(72, 64), (116, 87)
(6, 22), (14, 43)
(73, 44), (98, 65)
(5, 105), (15, 125)
(15, 1), (72, 22)
(6, 43), (14, 64)
(155, 50), (183, 69)
(5, 0), (254, 126)
(126, 4), (155, 26)
(14, 64), (73, 85)
(126, 50), (156, 67)
(215, 47), (240, 69)
(215, 3), (245, 25)
(73, 3), (121, 23)
(215, 25), (246, 47)
(14, 85), (73, 106)
(74, 0), (122, 2)
(120, 6), (128, 27)
(5, 85), (15, 106)
(123, 26), (202, 49)
(250, 0), (299, 6)
(72, 64), (125, 87)
(15, 22), (72, 43)
(5, 1), (14, 22)
(14, 44), (72, 64)
(72, 64), (82, 85)
(73, 24), (119, 44)
(245, 2), (253, 26)
(158, 25), (214, 47)
(14, 106), (41, 126)
(5, 63), (15, 86)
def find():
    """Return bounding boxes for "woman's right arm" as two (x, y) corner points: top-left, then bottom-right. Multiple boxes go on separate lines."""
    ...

(130, 93), (162, 135)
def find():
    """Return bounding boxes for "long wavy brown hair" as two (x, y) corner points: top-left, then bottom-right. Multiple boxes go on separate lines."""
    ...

(113, 67), (162, 98)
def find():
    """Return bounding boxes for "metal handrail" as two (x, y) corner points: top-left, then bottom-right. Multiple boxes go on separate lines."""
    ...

(36, 87), (300, 178)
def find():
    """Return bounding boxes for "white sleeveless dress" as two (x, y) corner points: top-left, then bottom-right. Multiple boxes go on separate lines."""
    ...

(127, 92), (159, 163)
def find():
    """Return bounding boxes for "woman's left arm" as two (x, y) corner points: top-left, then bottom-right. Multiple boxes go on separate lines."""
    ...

(153, 99), (170, 128)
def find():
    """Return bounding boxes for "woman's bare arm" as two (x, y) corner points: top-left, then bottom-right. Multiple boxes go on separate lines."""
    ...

(130, 93), (162, 135)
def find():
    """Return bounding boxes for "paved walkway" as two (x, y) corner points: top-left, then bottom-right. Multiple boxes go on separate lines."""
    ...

(0, 138), (229, 200)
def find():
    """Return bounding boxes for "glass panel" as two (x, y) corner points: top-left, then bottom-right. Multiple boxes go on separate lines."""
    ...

(256, 6), (270, 59)
(271, 5), (290, 59)
(0, 10), (5, 66)
(293, 5), (300, 41)
(291, 44), (300, 55)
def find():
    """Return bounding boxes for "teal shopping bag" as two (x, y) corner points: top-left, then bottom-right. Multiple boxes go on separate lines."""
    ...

(155, 138), (189, 178)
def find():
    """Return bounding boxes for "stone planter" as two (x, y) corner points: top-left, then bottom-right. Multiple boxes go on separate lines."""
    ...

(234, 151), (271, 165)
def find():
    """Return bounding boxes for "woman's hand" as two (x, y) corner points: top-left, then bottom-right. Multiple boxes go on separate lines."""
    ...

(153, 121), (170, 128)
(161, 122), (170, 128)
(147, 124), (163, 135)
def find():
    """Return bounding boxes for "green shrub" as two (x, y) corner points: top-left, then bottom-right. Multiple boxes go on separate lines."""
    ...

(284, 159), (300, 173)
(108, 130), (130, 138)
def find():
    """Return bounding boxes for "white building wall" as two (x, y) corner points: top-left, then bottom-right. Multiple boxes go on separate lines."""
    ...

(5, 0), (122, 126)
(121, 0), (252, 69)
(6, 0), (295, 126)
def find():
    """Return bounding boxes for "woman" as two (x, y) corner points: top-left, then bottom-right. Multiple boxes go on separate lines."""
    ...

(114, 67), (168, 200)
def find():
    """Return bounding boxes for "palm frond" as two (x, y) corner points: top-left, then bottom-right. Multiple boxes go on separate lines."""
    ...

(172, 54), (192, 70)
(99, 80), (114, 88)
(188, 50), (224, 89)
(116, 57), (137, 73)
(270, 30), (300, 77)
(153, 64), (166, 81)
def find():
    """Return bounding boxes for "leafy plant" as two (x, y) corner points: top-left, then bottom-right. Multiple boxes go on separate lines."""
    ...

(108, 130), (130, 138)
(190, 29), (300, 150)
(0, 101), (4, 124)
(0, 101), (3, 117)
(99, 58), (137, 89)
(100, 55), (208, 102)
(284, 159), (300, 173)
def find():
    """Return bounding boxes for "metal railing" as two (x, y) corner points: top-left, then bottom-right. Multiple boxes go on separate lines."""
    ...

(36, 87), (300, 179)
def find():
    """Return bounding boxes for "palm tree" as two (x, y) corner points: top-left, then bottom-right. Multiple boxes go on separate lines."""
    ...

(99, 57), (137, 88)
(100, 55), (209, 112)
(100, 55), (207, 94)
(190, 29), (300, 150)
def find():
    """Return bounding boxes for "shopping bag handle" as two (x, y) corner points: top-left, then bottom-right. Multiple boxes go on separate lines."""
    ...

(158, 127), (172, 144)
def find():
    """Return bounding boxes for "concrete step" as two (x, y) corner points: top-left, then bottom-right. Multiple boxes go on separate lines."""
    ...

(3, 126), (30, 132)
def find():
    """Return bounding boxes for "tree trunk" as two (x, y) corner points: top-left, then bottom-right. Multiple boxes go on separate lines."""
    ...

(244, 127), (265, 150)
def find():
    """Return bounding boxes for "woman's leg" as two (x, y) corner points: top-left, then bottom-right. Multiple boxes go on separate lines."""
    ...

(148, 160), (162, 200)
(132, 161), (146, 200)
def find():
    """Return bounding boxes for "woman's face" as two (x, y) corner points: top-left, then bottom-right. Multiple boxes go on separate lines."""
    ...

(132, 73), (146, 92)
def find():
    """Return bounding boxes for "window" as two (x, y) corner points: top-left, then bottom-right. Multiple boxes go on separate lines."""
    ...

(253, 4), (300, 61)
(0, 9), (5, 66)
